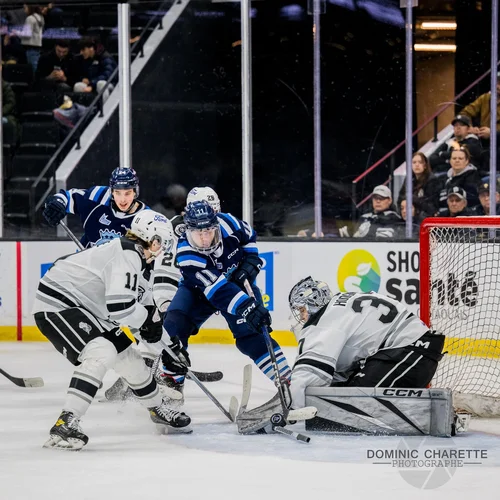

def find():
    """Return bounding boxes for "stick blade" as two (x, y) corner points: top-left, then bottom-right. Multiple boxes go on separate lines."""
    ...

(23, 377), (44, 388)
(229, 396), (239, 421)
(190, 370), (223, 382)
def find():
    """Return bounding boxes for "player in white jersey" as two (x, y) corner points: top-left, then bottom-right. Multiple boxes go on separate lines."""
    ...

(33, 211), (191, 450)
(237, 278), (446, 436)
(287, 277), (445, 408)
(104, 187), (222, 401)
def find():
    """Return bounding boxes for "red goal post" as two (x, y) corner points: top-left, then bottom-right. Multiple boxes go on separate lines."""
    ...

(420, 216), (500, 416)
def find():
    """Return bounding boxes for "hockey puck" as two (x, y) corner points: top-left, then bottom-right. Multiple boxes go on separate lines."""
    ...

(270, 413), (286, 427)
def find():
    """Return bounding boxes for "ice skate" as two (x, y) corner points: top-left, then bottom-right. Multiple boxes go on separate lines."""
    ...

(148, 399), (192, 434)
(152, 355), (185, 406)
(43, 411), (89, 451)
(103, 376), (134, 402)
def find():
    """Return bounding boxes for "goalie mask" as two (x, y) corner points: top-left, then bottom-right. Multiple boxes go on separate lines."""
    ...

(288, 276), (333, 326)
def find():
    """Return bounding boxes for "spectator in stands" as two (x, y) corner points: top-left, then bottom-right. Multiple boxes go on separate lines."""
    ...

(152, 184), (188, 218)
(398, 197), (424, 235)
(18, 4), (45, 71)
(73, 39), (117, 101)
(438, 187), (472, 217)
(2, 79), (19, 144)
(2, 33), (26, 64)
(472, 179), (500, 216)
(429, 115), (482, 172)
(400, 197), (424, 224)
(340, 185), (402, 239)
(397, 152), (442, 217)
(461, 74), (500, 141)
(438, 146), (481, 211)
(35, 40), (75, 92)
(41, 3), (64, 29)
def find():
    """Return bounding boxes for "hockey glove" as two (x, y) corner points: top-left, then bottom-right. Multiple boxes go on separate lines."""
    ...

(229, 254), (263, 289)
(43, 195), (68, 227)
(139, 306), (163, 343)
(237, 297), (272, 334)
(161, 336), (191, 375)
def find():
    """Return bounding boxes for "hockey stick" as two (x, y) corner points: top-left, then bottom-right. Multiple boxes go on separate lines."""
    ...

(190, 370), (223, 382)
(235, 364), (314, 443)
(59, 220), (84, 250)
(159, 339), (237, 422)
(243, 280), (290, 419)
(0, 368), (44, 388)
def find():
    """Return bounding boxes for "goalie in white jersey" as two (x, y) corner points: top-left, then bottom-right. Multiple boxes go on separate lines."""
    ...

(288, 277), (445, 408)
(32, 210), (191, 450)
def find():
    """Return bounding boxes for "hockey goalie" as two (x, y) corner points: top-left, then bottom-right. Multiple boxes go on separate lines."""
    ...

(238, 277), (462, 437)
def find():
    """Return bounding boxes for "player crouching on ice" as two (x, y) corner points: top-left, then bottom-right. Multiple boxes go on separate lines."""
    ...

(33, 210), (191, 451)
(237, 278), (462, 437)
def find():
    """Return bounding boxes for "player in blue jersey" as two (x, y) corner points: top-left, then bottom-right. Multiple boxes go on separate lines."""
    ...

(42, 167), (148, 247)
(154, 200), (291, 395)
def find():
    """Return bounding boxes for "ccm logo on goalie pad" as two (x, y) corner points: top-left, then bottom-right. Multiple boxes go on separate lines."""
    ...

(382, 389), (423, 397)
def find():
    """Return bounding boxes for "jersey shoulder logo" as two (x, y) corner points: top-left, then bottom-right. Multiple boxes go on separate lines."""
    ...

(79, 322), (92, 334)
(95, 228), (123, 246)
(99, 213), (111, 226)
(174, 222), (186, 238)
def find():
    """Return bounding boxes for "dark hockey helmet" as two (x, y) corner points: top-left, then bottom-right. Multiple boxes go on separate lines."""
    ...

(288, 276), (333, 324)
(184, 200), (221, 254)
(109, 167), (139, 197)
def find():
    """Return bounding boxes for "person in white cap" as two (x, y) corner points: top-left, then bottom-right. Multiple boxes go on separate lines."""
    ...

(437, 186), (472, 218)
(340, 185), (402, 239)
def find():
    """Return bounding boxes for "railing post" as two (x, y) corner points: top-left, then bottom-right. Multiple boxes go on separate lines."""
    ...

(351, 182), (357, 224)
(433, 116), (438, 142)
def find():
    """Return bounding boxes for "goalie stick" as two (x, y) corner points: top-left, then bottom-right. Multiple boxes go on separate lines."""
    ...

(243, 280), (291, 420)
(235, 364), (315, 443)
(0, 368), (44, 388)
(59, 220), (224, 384)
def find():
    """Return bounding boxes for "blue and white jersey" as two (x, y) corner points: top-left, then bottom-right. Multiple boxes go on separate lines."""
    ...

(54, 186), (148, 248)
(176, 212), (259, 314)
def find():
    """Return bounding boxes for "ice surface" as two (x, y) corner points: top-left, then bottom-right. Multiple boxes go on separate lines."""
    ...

(1, 343), (500, 500)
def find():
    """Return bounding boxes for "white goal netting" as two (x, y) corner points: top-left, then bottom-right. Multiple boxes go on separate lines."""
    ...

(422, 220), (500, 416)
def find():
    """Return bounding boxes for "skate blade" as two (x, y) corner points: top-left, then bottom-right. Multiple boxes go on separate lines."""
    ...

(155, 424), (193, 435)
(100, 388), (135, 403)
(43, 435), (86, 451)
(158, 385), (183, 401)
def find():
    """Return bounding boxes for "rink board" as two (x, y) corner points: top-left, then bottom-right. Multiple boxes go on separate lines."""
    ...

(1, 239), (499, 354)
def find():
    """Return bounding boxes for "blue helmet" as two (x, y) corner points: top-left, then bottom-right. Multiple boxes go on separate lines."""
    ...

(184, 201), (221, 254)
(109, 167), (139, 197)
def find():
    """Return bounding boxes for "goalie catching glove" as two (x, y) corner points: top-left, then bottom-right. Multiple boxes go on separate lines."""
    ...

(161, 336), (191, 375)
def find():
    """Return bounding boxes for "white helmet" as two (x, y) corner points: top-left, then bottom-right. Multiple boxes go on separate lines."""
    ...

(186, 187), (221, 213)
(130, 210), (174, 259)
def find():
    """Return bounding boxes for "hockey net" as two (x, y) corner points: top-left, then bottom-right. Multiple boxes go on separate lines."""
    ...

(420, 217), (500, 417)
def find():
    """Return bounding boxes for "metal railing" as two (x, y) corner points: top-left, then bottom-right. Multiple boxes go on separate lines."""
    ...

(29, 1), (170, 224)
(350, 63), (500, 219)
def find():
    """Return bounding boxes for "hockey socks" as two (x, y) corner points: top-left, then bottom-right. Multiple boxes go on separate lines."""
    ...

(255, 347), (291, 383)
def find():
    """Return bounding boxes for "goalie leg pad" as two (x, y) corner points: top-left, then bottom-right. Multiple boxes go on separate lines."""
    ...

(305, 387), (455, 437)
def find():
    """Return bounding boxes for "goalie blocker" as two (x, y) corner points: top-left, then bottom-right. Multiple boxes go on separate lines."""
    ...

(305, 386), (461, 437)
